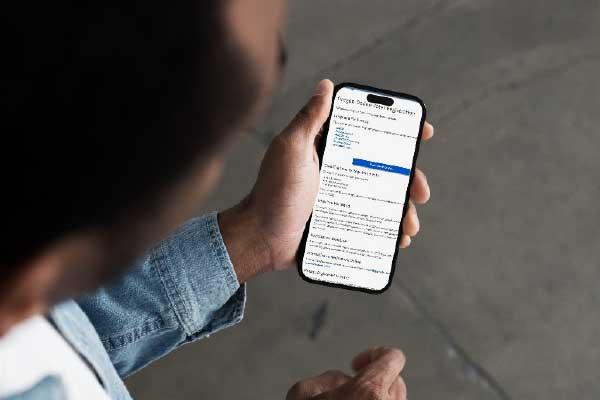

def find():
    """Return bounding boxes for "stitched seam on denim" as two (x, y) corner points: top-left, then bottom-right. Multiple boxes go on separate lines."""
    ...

(101, 316), (170, 352)
(192, 288), (245, 338)
(212, 291), (244, 328)
(206, 212), (239, 294)
(154, 244), (194, 336)
(94, 312), (173, 343)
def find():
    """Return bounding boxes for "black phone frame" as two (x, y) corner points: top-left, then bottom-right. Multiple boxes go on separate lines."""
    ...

(296, 82), (427, 294)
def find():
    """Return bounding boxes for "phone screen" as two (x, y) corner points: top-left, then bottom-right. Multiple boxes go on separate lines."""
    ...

(299, 84), (425, 292)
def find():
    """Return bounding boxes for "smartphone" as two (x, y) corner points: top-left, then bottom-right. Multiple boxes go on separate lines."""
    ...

(297, 82), (426, 293)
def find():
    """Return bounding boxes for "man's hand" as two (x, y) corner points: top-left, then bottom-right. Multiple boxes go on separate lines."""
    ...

(286, 347), (408, 400)
(219, 79), (434, 282)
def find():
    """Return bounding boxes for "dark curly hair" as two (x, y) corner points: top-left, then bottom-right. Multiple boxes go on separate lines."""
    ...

(1, 1), (260, 266)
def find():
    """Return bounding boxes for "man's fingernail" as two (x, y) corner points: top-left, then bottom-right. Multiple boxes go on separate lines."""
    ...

(314, 79), (329, 95)
(426, 122), (434, 136)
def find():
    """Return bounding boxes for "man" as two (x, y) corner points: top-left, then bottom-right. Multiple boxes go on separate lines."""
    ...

(1, 0), (433, 399)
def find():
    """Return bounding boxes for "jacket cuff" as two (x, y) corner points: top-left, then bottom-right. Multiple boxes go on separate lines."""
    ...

(153, 212), (246, 339)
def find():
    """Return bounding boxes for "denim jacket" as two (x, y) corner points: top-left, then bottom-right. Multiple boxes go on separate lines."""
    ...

(2, 212), (246, 400)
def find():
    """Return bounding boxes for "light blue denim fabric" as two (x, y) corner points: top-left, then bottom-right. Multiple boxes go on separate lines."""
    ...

(1, 212), (246, 400)
(3, 376), (66, 400)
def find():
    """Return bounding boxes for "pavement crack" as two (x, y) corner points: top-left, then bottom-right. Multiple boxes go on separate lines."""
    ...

(437, 50), (600, 126)
(309, 0), (452, 79)
(270, 0), (460, 125)
(392, 282), (513, 400)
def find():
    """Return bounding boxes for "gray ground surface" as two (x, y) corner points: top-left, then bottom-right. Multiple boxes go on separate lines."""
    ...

(127, 1), (600, 398)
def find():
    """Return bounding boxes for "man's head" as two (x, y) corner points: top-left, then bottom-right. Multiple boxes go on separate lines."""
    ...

(1, 0), (286, 333)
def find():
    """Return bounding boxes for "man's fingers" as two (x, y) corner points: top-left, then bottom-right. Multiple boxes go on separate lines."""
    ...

(351, 346), (379, 372)
(353, 347), (407, 390)
(284, 79), (334, 142)
(410, 168), (430, 204)
(400, 199), (420, 249)
(402, 201), (419, 237)
(399, 234), (411, 249)
(389, 377), (408, 400)
(422, 121), (434, 141)
(286, 370), (351, 400)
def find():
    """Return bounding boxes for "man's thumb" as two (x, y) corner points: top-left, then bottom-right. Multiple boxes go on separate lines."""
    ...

(285, 79), (334, 140)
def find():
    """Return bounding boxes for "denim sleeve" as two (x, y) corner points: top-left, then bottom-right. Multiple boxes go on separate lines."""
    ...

(77, 212), (246, 378)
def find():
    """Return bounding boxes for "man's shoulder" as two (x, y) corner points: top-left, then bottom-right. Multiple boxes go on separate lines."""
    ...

(0, 310), (111, 400)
